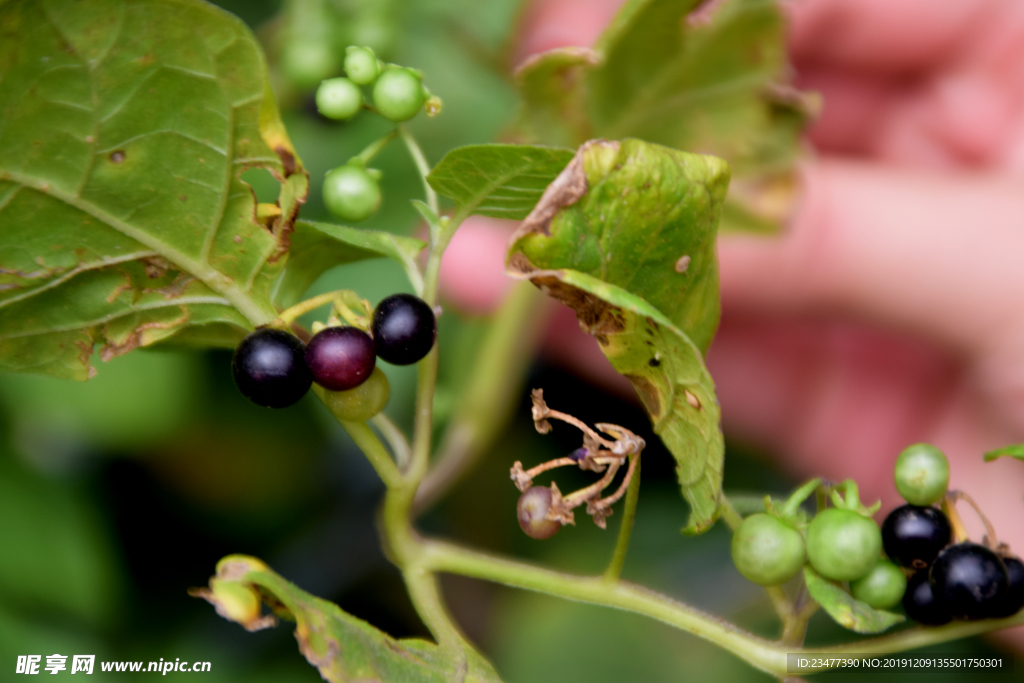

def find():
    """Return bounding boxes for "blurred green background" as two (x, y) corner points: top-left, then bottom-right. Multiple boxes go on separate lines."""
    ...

(0, 0), (1015, 680)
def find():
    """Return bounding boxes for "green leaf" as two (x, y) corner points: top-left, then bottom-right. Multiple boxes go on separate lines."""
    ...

(515, 0), (818, 234)
(507, 139), (726, 533)
(272, 220), (426, 308)
(802, 566), (904, 635)
(0, 0), (307, 379)
(426, 144), (576, 220)
(984, 444), (1024, 462)
(196, 555), (501, 683)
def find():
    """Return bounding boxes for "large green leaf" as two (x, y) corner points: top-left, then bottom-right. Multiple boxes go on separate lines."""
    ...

(196, 555), (501, 683)
(514, 0), (817, 234)
(507, 139), (726, 533)
(272, 220), (426, 308)
(0, 0), (307, 379)
(803, 566), (904, 635)
(426, 144), (576, 220)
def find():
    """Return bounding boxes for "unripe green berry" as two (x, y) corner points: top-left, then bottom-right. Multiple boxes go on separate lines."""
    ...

(731, 513), (806, 586)
(316, 77), (362, 120)
(850, 559), (907, 609)
(372, 67), (425, 122)
(282, 41), (338, 90)
(806, 508), (882, 581)
(322, 366), (389, 421)
(344, 46), (380, 85)
(322, 164), (381, 222)
(894, 443), (949, 506)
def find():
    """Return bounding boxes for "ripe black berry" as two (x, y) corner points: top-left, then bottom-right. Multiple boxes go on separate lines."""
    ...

(305, 326), (376, 391)
(517, 486), (561, 540)
(232, 329), (312, 408)
(903, 571), (951, 625)
(988, 556), (1024, 619)
(930, 542), (1008, 620)
(371, 293), (436, 365)
(881, 505), (951, 569)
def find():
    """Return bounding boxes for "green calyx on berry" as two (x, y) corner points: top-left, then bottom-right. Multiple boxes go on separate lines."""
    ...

(894, 443), (950, 506)
(322, 161), (381, 222)
(372, 67), (427, 122)
(316, 77), (362, 120)
(344, 46), (381, 85)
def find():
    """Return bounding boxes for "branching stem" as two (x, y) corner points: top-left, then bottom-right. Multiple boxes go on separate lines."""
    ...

(603, 456), (640, 582)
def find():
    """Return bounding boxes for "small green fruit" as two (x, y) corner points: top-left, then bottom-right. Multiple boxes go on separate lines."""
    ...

(344, 46), (380, 85)
(894, 443), (949, 506)
(322, 164), (381, 222)
(372, 67), (425, 122)
(316, 77), (362, 120)
(322, 366), (389, 421)
(850, 559), (907, 609)
(731, 513), (806, 586)
(806, 508), (882, 581)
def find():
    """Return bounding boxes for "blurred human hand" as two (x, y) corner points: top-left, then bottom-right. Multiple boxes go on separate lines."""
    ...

(439, 0), (1024, 585)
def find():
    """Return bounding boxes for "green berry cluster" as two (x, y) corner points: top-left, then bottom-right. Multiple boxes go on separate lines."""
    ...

(314, 47), (441, 223)
(729, 444), (1024, 626)
(315, 46), (436, 124)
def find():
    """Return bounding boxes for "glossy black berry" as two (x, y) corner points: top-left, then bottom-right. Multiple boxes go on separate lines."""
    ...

(903, 571), (951, 625)
(988, 556), (1024, 619)
(881, 505), (952, 570)
(371, 294), (436, 365)
(930, 542), (1008, 620)
(232, 329), (312, 408)
(305, 326), (376, 391)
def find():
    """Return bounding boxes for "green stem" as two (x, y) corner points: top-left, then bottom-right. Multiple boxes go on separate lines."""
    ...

(718, 494), (744, 531)
(354, 129), (399, 165)
(313, 385), (402, 488)
(421, 539), (787, 675)
(276, 291), (339, 326)
(398, 124), (438, 217)
(420, 539), (1024, 677)
(372, 413), (411, 470)
(414, 283), (548, 513)
(401, 566), (472, 653)
(603, 457), (641, 582)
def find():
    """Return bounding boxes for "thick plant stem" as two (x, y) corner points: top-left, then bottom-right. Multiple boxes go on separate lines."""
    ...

(401, 566), (472, 653)
(338, 418), (402, 489)
(422, 539), (787, 675)
(603, 457), (641, 582)
(421, 539), (1024, 677)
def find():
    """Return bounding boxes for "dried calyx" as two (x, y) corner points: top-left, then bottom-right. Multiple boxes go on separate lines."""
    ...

(512, 389), (644, 534)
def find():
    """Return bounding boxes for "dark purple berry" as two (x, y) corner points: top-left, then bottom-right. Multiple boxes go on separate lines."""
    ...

(903, 571), (951, 625)
(882, 505), (952, 569)
(305, 326), (376, 391)
(517, 486), (561, 540)
(232, 329), (312, 408)
(930, 542), (1008, 620)
(371, 293), (436, 365)
(988, 556), (1024, 619)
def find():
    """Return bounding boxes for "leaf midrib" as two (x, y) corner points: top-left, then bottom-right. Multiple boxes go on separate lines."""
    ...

(2, 170), (275, 326)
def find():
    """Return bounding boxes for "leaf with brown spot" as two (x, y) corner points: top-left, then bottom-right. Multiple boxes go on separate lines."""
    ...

(0, 0), (308, 379)
(197, 555), (502, 683)
(507, 139), (726, 533)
